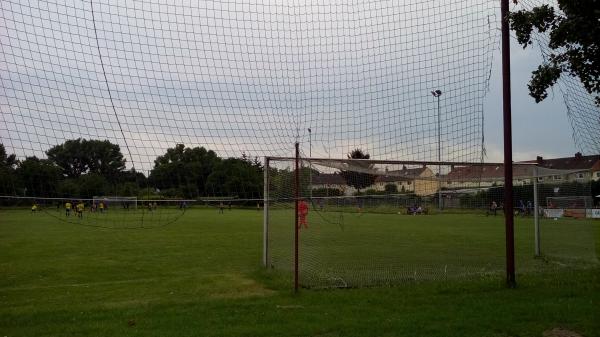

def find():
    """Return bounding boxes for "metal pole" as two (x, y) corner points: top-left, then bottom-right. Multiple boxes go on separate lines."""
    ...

(437, 95), (442, 211)
(533, 166), (540, 257)
(294, 142), (300, 293)
(263, 157), (270, 267)
(308, 128), (312, 200)
(501, 0), (516, 288)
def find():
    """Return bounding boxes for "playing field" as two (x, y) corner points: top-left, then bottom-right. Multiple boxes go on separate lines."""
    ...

(266, 205), (599, 288)
(1, 208), (599, 336)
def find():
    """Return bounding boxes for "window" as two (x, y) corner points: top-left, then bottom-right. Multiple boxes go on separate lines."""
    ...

(553, 175), (562, 180)
(537, 177), (543, 182)
(575, 173), (585, 180)
(596, 172), (600, 178)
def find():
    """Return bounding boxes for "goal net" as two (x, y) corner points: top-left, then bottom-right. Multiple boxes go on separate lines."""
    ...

(546, 196), (593, 210)
(533, 178), (598, 265)
(265, 157), (598, 288)
(93, 196), (138, 210)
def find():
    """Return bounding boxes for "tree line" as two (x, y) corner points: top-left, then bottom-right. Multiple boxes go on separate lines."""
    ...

(0, 140), (263, 200)
(0, 140), (376, 203)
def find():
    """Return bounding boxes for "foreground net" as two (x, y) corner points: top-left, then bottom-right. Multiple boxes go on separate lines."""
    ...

(0, 0), (500, 227)
(5, 197), (190, 229)
(514, 0), (600, 154)
(265, 158), (598, 288)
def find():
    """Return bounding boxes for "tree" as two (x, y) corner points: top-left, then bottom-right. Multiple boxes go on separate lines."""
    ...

(149, 144), (220, 198)
(0, 144), (18, 169)
(205, 158), (263, 199)
(46, 139), (126, 180)
(0, 144), (18, 196)
(509, 1), (600, 105)
(384, 183), (398, 193)
(339, 149), (377, 193)
(269, 167), (293, 199)
(16, 157), (61, 197)
(114, 168), (147, 195)
(77, 173), (110, 197)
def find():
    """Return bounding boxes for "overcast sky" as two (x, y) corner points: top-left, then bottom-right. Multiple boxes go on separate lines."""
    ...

(483, 38), (579, 163)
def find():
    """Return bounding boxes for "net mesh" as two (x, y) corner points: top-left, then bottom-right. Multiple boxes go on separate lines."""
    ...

(1, 0), (500, 228)
(266, 158), (598, 288)
(18, 196), (189, 229)
(514, 0), (600, 154)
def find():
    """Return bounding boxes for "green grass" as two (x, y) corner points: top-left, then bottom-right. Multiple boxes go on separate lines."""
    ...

(1, 208), (599, 337)
(268, 207), (599, 287)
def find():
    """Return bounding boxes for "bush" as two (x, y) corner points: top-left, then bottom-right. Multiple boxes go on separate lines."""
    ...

(311, 188), (343, 197)
(385, 183), (398, 193)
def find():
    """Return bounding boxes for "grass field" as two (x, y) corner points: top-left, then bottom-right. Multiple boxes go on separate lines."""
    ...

(268, 206), (599, 287)
(1, 208), (599, 337)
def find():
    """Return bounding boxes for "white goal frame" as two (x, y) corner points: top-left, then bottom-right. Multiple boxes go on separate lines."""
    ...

(92, 196), (138, 210)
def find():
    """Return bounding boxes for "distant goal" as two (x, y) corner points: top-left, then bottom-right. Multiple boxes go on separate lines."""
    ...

(92, 196), (138, 210)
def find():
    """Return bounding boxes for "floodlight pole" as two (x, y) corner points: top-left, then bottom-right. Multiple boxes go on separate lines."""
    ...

(431, 89), (443, 211)
(501, 0), (516, 288)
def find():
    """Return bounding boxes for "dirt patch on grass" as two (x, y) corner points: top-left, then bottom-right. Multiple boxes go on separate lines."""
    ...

(542, 328), (584, 337)
(208, 273), (275, 299)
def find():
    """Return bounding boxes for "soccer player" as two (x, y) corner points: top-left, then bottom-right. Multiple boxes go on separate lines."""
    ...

(298, 199), (309, 229)
(31, 203), (38, 213)
(357, 198), (364, 213)
(76, 201), (85, 218)
(518, 200), (526, 217)
(487, 201), (498, 216)
(219, 202), (224, 214)
(65, 201), (72, 217)
(98, 201), (105, 213)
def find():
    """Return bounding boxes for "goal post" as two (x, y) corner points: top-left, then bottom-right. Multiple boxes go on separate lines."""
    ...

(92, 196), (138, 210)
(264, 157), (598, 288)
(263, 157), (270, 268)
(266, 156), (513, 288)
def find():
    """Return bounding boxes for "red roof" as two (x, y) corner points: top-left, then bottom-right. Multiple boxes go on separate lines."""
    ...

(528, 153), (600, 170)
(446, 153), (600, 181)
(446, 164), (532, 181)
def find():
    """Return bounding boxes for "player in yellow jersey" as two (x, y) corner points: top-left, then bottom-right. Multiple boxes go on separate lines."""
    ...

(31, 203), (38, 212)
(65, 201), (72, 217)
(76, 201), (85, 218)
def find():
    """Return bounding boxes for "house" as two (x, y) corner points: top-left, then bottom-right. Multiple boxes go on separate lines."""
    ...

(444, 152), (600, 188)
(310, 166), (436, 196)
(526, 153), (600, 183)
(444, 164), (534, 188)
(371, 166), (436, 196)
(310, 172), (356, 196)
(309, 153), (600, 197)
